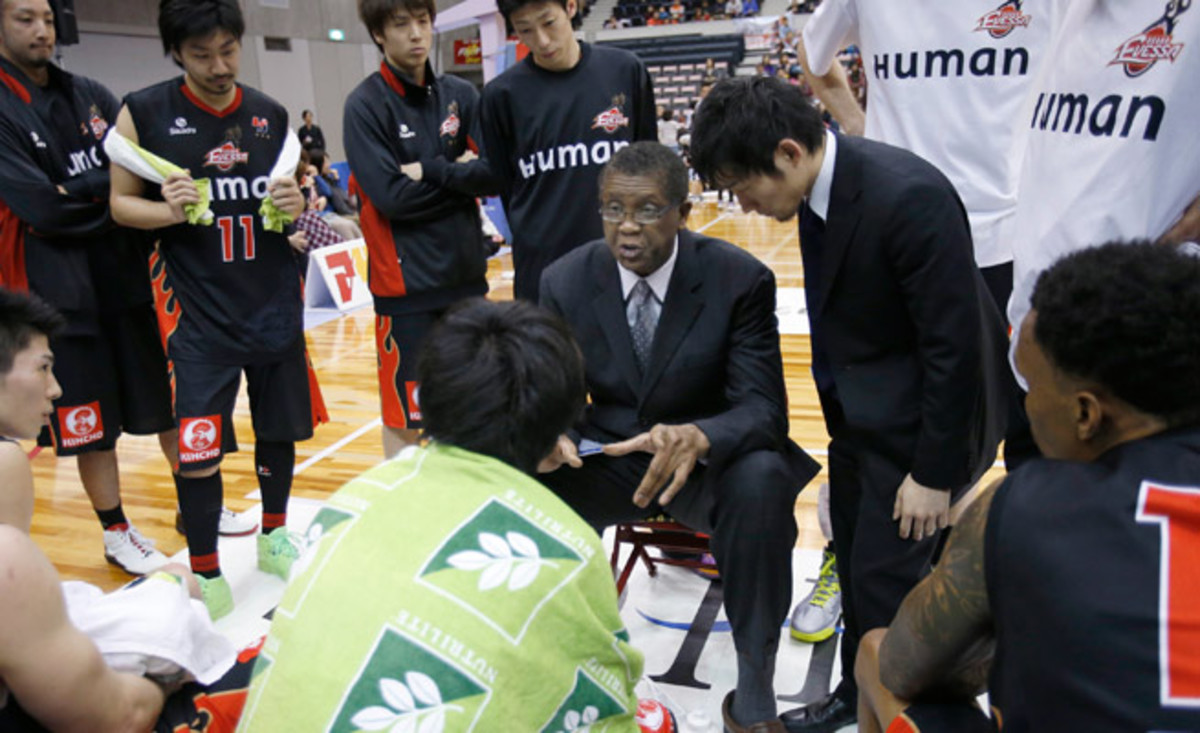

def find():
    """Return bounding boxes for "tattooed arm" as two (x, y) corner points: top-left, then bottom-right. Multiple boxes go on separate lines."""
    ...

(879, 478), (1003, 701)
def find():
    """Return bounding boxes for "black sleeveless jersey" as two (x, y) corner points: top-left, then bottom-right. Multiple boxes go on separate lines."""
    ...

(123, 78), (301, 364)
(985, 426), (1200, 731)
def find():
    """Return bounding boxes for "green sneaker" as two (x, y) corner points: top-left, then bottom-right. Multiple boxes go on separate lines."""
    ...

(257, 526), (303, 580)
(197, 574), (234, 621)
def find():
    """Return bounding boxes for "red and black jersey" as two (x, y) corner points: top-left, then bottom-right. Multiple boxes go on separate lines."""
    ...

(124, 78), (302, 364)
(480, 43), (657, 301)
(344, 61), (500, 315)
(985, 426), (1200, 730)
(0, 57), (151, 328)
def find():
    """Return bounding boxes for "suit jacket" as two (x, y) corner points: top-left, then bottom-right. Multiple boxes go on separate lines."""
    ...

(540, 229), (820, 487)
(814, 134), (1008, 490)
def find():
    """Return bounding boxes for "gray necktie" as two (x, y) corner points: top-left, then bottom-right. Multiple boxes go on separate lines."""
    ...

(628, 279), (658, 373)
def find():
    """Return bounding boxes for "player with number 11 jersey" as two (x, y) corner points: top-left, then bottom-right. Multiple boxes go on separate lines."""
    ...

(109, 0), (310, 620)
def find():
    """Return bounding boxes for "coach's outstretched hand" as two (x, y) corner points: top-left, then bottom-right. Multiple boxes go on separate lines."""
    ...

(605, 424), (710, 508)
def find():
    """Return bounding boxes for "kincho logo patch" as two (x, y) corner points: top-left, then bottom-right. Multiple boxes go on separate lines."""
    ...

(179, 416), (222, 463)
(417, 499), (586, 642)
(57, 402), (104, 448)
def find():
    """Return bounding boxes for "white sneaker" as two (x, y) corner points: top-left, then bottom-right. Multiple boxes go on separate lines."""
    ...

(103, 525), (169, 576)
(175, 507), (259, 537)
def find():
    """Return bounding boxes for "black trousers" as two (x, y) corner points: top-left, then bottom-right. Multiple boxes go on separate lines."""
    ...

(542, 447), (800, 673)
(821, 397), (947, 702)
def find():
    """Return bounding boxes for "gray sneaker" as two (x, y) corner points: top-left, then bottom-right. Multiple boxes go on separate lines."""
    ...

(790, 547), (841, 642)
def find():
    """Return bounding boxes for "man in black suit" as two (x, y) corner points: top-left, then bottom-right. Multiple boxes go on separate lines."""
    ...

(539, 141), (820, 733)
(691, 77), (1008, 733)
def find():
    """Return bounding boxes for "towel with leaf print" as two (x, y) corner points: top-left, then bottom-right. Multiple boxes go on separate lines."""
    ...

(237, 442), (644, 733)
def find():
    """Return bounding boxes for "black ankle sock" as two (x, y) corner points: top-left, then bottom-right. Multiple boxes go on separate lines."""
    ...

(256, 441), (295, 532)
(95, 504), (128, 531)
(174, 472), (224, 578)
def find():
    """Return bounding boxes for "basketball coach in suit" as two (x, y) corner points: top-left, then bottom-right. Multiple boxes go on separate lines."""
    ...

(691, 77), (1009, 733)
(539, 141), (821, 732)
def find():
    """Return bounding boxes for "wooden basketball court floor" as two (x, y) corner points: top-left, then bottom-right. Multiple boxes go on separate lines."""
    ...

(27, 201), (1006, 731)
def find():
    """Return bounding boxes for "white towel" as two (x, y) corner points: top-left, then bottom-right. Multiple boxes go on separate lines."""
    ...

(62, 576), (236, 685)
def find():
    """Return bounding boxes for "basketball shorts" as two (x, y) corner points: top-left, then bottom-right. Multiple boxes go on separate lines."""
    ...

(375, 311), (444, 430)
(39, 305), (174, 456)
(154, 637), (263, 733)
(887, 702), (996, 733)
(173, 342), (313, 471)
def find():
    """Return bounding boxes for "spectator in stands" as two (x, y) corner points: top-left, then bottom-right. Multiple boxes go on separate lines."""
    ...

(657, 105), (681, 152)
(724, 0), (741, 17)
(646, 5), (662, 25)
(237, 299), (649, 731)
(697, 0), (713, 20)
(657, 5), (671, 22)
(702, 57), (727, 84)
(291, 160), (345, 254)
(603, 11), (626, 27)
(669, 0), (684, 22)
(297, 109), (325, 151)
(742, 0), (758, 15)
(306, 148), (355, 218)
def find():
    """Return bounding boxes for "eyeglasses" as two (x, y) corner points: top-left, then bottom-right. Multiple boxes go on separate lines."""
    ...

(599, 201), (678, 225)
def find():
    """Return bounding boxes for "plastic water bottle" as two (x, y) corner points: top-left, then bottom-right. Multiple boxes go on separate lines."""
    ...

(682, 710), (716, 732)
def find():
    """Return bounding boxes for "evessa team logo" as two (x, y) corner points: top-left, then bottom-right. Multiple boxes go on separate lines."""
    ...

(57, 402), (104, 448)
(591, 94), (631, 133)
(440, 101), (461, 138)
(975, 0), (1032, 39)
(87, 105), (108, 140)
(204, 141), (250, 172)
(180, 416), (222, 463)
(1110, 0), (1190, 78)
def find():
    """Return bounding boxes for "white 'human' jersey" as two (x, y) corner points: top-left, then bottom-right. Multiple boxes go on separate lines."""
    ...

(1007, 0), (1200, 353)
(803, 0), (1054, 268)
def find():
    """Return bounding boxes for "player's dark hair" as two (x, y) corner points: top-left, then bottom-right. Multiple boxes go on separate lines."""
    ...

(1031, 241), (1200, 428)
(418, 299), (585, 474)
(158, 0), (244, 60)
(0, 289), (63, 376)
(690, 76), (824, 187)
(358, 0), (437, 53)
(600, 141), (689, 206)
(301, 109), (313, 119)
(495, 0), (575, 26)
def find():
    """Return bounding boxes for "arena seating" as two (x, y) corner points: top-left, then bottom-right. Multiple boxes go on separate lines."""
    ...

(598, 33), (744, 110)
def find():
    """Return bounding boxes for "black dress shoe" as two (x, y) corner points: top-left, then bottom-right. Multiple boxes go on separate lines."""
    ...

(779, 692), (856, 733)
